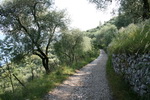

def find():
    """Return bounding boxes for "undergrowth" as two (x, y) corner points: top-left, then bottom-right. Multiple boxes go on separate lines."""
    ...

(0, 51), (99, 100)
(108, 19), (150, 54)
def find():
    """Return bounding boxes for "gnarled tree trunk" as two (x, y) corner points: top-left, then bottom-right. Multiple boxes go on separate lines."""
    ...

(143, 0), (150, 19)
(42, 57), (50, 74)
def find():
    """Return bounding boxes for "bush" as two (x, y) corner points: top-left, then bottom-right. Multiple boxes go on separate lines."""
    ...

(108, 19), (150, 54)
(0, 50), (99, 100)
(96, 24), (118, 50)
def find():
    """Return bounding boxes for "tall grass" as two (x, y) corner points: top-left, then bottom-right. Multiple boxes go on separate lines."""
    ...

(108, 19), (150, 54)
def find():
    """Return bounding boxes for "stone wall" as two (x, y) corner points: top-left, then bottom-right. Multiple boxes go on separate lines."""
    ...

(112, 53), (150, 95)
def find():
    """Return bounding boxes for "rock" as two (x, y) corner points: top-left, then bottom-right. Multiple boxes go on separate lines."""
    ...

(112, 53), (150, 95)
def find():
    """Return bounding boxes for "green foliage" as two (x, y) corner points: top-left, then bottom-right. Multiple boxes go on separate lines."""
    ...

(108, 19), (150, 54)
(119, 0), (143, 22)
(106, 56), (141, 100)
(0, 1), (99, 99)
(0, 0), (68, 73)
(119, 0), (150, 21)
(89, 0), (150, 20)
(106, 15), (132, 29)
(0, 55), (45, 97)
(84, 21), (118, 51)
(95, 24), (118, 50)
(0, 50), (99, 100)
(82, 36), (92, 52)
(88, 0), (112, 9)
(54, 29), (93, 65)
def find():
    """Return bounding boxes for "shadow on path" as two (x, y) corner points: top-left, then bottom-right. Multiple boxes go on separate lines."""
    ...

(44, 50), (112, 100)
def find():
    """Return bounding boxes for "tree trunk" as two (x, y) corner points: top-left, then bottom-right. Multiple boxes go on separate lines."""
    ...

(143, 0), (150, 19)
(6, 63), (14, 93)
(9, 74), (14, 93)
(75, 56), (78, 63)
(31, 67), (34, 80)
(42, 57), (50, 74)
(3, 82), (6, 92)
(34, 52), (50, 74)
(12, 74), (26, 88)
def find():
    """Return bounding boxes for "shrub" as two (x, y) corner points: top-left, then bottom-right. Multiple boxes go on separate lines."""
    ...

(96, 24), (118, 50)
(108, 19), (150, 54)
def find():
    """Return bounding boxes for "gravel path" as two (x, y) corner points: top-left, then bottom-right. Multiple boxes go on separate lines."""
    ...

(44, 50), (112, 100)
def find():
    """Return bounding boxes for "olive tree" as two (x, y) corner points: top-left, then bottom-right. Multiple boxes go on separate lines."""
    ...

(89, 0), (150, 20)
(54, 29), (84, 65)
(0, 0), (68, 74)
(96, 24), (118, 50)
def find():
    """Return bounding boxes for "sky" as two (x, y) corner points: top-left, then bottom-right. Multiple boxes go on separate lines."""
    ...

(55, 0), (116, 31)
(0, 0), (117, 39)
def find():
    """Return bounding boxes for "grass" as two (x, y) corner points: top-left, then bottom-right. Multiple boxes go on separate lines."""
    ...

(106, 55), (141, 100)
(107, 19), (150, 100)
(108, 19), (150, 54)
(0, 52), (99, 100)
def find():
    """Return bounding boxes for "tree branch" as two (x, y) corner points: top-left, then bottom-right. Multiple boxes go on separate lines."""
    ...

(17, 16), (47, 58)
(45, 25), (57, 55)
(33, 52), (44, 59)
(31, 2), (41, 43)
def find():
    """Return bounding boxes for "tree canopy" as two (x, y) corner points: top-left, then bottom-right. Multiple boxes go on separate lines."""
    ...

(88, 0), (150, 21)
(54, 29), (84, 65)
(0, 0), (68, 74)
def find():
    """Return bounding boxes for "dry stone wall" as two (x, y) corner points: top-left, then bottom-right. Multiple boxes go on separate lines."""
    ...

(112, 53), (150, 96)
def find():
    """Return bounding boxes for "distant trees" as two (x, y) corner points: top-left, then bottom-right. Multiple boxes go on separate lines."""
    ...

(102, 15), (132, 29)
(112, 15), (132, 29)
(87, 0), (150, 52)
(88, 0), (112, 9)
(54, 29), (93, 65)
(85, 23), (118, 51)
(95, 24), (118, 50)
(0, 0), (68, 74)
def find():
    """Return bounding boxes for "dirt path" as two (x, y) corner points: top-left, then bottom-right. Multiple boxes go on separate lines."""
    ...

(44, 50), (112, 100)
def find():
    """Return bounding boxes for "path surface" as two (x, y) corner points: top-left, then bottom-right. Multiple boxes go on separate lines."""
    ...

(44, 50), (112, 100)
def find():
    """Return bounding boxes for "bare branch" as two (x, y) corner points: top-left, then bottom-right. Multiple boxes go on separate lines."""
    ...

(45, 25), (57, 55)
(31, 2), (41, 43)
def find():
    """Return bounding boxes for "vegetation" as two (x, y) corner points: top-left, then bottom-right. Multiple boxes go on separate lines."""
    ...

(85, 22), (118, 51)
(85, 7), (150, 100)
(108, 19), (150, 54)
(106, 55), (141, 100)
(0, 0), (149, 99)
(0, 1), (99, 99)
(54, 29), (92, 65)
(88, 0), (150, 20)
(95, 24), (117, 50)
(0, 29), (98, 99)
(0, 0), (68, 74)
(105, 15), (132, 29)
(0, 53), (98, 100)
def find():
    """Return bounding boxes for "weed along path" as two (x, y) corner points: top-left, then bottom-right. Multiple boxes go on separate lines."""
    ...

(44, 50), (112, 100)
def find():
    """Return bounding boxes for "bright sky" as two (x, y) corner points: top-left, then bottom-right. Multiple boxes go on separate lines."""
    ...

(54, 0), (116, 31)
(0, 0), (117, 39)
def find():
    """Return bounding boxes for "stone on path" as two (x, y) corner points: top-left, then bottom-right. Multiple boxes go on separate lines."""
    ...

(44, 50), (112, 100)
